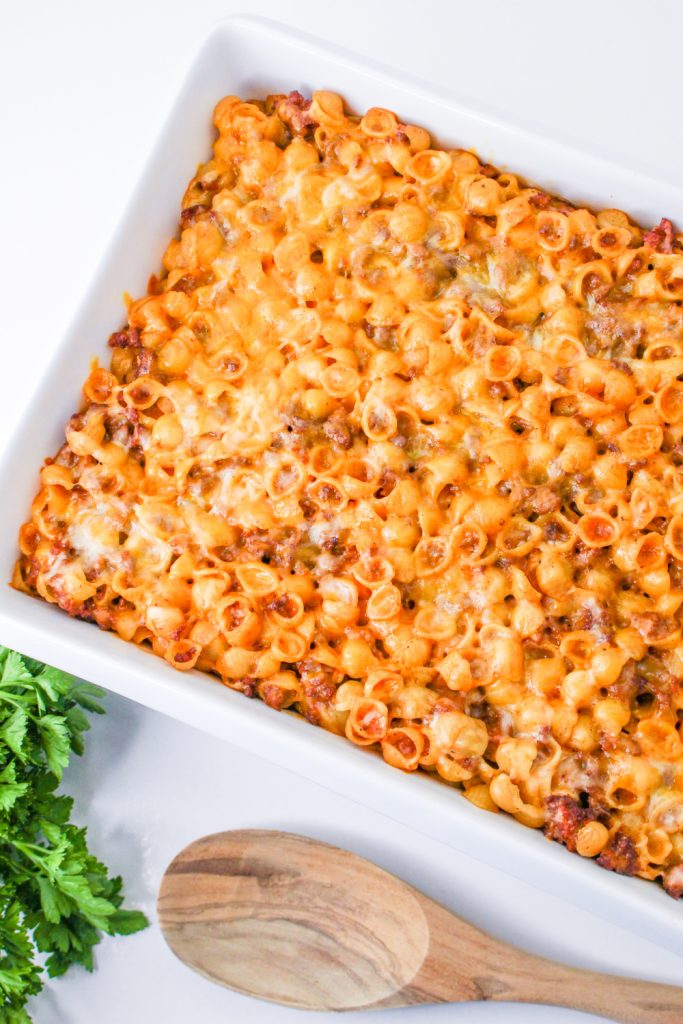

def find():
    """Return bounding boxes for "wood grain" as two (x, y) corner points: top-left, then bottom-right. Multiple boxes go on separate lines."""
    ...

(157, 830), (683, 1021)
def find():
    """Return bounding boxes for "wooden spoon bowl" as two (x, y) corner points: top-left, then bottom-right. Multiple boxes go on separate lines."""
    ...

(158, 829), (682, 1022)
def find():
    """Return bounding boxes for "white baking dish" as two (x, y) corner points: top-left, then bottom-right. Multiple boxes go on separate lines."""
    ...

(1, 14), (681, 955)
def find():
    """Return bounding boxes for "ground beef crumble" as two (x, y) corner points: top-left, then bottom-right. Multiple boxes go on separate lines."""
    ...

(596, 832), (639, 876)
(544, 795), (596, 852)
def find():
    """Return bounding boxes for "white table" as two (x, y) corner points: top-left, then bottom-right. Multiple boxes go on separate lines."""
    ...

(3, 1), (682, 1020)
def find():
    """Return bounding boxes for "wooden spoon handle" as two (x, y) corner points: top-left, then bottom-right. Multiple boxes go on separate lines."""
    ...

(487, 956), (683, 1024)
(404, 892), (682, 1022)
(548, 972), (683, 1024)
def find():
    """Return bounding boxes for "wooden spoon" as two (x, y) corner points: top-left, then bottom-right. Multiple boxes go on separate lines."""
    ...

(158, 829), (682, 1022)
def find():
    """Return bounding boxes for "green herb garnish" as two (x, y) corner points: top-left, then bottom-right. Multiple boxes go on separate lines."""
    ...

(0, 646), (148, 1022)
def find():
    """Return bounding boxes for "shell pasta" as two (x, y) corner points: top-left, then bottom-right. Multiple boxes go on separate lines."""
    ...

(14, 90), (683, 898)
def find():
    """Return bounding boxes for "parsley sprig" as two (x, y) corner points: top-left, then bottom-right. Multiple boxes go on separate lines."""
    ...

(0, 647), (148, 1022)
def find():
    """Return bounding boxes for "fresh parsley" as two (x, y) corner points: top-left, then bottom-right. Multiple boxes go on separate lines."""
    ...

(0, 646), (148, 1021)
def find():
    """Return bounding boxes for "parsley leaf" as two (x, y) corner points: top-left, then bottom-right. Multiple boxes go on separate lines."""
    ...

(37, 716), (71, 780)
(0, 647), (148, 1019)
(0, 709), (29, 759)
(0, 765), (29, 814)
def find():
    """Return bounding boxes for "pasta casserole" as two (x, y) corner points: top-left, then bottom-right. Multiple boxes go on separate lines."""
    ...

(14, 90), (683, 897)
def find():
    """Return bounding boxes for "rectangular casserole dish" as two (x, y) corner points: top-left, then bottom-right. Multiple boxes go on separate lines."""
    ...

(1, 14), (682, 954)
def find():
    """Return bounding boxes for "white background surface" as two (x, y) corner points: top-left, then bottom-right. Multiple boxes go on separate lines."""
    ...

(2, 1), (683, 1021)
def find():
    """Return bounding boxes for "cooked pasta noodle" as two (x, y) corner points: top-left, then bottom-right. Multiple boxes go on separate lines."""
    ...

(14, 89), (683, 898)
